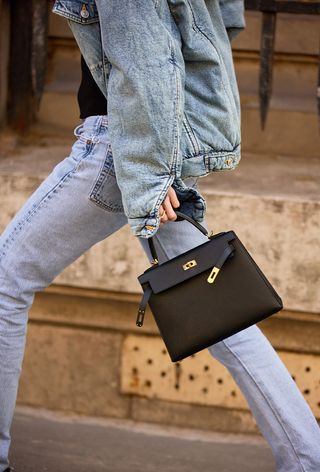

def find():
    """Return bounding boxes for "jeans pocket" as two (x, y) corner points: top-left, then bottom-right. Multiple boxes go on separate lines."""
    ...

(89, 147), (124, 213)
(69, 123), (99, 169)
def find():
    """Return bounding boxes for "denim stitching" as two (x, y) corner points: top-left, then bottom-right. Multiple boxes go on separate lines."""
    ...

(89, 195), (123, 213)
(150, 42), (182, 222)
(185, 0), (239, 141)
(182, 114), (201, 156)
(53, 2), (99, 25)
(54, 8), (99, 24)
(88, 145), (123, 213)
(216, 339), (306, 472)
(168, 44), (181, 173)
(98, 24), (108, 90)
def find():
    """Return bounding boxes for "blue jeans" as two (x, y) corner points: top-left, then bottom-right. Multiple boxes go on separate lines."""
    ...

(0, 116), (319, 471)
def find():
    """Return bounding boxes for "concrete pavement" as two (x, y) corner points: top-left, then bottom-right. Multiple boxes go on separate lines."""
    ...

(9, 407), (275, 472)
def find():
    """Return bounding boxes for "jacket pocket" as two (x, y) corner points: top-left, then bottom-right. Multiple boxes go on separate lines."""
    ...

(52, 0), (99, 24)
(89, 147), (124, 213)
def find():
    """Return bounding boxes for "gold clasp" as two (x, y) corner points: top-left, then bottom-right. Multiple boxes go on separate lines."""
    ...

(207, 266), (220, 283)
(183, 259), (197, 271)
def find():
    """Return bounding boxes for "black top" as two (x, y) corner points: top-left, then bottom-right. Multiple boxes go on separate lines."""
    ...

(78, 56), (108, 119)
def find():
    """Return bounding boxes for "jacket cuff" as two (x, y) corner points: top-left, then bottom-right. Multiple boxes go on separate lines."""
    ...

(129, 178), (206, 239)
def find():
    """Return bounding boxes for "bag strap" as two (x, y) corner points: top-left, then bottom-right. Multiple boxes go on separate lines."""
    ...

(148, 210), (209, 263)
(136, 284), (153, 327)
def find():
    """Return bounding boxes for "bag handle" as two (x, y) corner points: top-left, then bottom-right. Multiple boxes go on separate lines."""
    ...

(148, 210), (209, 264)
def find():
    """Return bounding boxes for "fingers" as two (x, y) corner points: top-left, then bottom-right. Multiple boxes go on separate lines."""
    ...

(163, 196), (176, 220)
(159, 187), (180, 224)
(168, 187), (180, 209)
(159, 204), (168, 224)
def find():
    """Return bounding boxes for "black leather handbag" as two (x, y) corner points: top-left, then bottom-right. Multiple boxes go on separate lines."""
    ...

(136, 211), (283, 362)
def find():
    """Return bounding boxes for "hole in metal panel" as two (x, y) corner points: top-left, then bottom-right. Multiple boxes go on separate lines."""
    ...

(122, 335), (320, 420)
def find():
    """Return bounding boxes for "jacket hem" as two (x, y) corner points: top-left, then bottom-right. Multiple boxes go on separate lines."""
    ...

(52, 3), (99, 24)
(181, 143), (241, 179)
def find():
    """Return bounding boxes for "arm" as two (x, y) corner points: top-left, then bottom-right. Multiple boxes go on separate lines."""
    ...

(95, 0), (185, 237)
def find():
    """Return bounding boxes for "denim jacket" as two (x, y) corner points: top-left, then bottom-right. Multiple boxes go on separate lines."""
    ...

(52, 0), (245, 238)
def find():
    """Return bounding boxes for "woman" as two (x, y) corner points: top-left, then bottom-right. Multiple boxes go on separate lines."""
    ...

(1, 1), (320, 470)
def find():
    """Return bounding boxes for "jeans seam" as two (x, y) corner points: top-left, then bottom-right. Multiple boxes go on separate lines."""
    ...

(219, 339), (305, 472)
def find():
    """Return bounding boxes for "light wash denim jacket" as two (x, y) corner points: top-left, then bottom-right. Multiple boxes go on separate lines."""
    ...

(52, 0), (246, 238)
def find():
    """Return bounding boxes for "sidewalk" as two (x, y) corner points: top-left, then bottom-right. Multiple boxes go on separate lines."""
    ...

(10, 407), (275, 472)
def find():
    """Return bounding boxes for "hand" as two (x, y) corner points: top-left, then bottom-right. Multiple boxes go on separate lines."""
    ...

(159, 186), (180, 224)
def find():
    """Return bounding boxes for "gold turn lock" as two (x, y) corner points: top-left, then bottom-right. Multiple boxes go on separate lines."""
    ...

(207, 266), (220, 283)
(183, 259), (197, 271)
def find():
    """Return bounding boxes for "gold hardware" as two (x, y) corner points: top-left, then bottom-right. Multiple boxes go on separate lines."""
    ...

(183, 259), (197, 271)
(208, 230), (214, 239)
(80, 4), (90, 18)
(151, 258), (159, 266)
(145, 225), (155, 231)
(207, 266), (220, 283)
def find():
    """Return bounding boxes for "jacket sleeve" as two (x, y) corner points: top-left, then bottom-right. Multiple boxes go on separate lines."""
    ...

(218, 0), (246, 42)
(94, 0), (185, 238)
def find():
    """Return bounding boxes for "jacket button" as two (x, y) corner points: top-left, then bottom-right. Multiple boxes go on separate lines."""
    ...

(81, 5), (90, 18)
(224, 158), (233, 166)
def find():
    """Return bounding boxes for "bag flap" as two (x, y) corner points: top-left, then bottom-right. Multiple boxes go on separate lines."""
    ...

(138, 231), (236, 294)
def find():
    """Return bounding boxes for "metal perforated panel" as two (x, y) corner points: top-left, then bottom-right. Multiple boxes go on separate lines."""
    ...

(121, 335), (320, 418)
